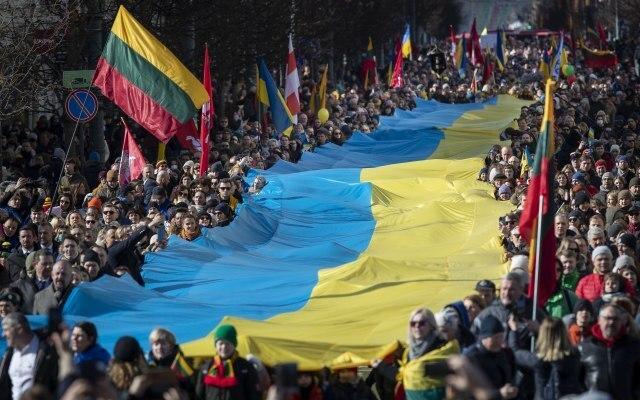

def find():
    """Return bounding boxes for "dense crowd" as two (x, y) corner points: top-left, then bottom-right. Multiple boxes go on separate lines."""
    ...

(1, 24), (639, 400)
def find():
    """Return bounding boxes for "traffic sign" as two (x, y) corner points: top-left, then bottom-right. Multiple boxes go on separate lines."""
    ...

(63, 70), (94, 89)
(65, 89), (98, 123)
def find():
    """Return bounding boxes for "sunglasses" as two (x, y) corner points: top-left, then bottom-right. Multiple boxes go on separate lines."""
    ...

(103, 210), (115, 215)
(219, 187), (231, 191)
(410, 320), (426, 327)
(86, 220), (96, 224)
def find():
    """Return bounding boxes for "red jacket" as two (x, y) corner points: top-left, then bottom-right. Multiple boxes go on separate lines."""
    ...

(576, 273), (637, 302)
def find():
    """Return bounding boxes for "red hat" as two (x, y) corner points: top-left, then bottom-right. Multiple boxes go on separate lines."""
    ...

(88, 197), (102, 210)
(595, 159), (607, 168)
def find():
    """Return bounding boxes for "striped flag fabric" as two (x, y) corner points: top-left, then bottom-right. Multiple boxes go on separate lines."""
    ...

(258, 59), (294, 137)
(284, 34), (301, 123)
(391, 42), (404, 88)
(449, 25), (457, 58)
(467, 17), (484, 66)
(519, 79), (557, 307)
(118, 119), (147, 188)
(93, 6), (209, 143)
(551, 33), (564, 80)
(495, 29), (507, 71)
(401, 24), (411, 59)
(199, 44), (213, 177)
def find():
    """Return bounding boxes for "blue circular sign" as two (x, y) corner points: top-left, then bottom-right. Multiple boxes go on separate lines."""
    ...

(65, 89), (98, 123)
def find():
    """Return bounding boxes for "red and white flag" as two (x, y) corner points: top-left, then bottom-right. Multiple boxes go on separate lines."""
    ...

(199, 44), (213, 177)
(284, 34), (300, 123)
(119, 119), (147, 187)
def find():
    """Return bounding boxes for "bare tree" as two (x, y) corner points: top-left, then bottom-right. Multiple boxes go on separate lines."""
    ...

(0, 0), (76, 118)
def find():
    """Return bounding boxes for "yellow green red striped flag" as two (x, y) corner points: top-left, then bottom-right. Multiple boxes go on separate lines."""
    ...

(93, 6), (209, 143)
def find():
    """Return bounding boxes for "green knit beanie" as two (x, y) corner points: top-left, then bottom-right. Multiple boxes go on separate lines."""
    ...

(214, 324), (237, 347)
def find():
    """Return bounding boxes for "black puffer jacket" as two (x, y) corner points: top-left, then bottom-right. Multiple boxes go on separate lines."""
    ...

(578, 332), (640, 400)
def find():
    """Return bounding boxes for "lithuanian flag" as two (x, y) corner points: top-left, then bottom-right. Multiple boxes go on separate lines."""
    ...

(519, 79), (557, 307)
(93, 6), (209, 143)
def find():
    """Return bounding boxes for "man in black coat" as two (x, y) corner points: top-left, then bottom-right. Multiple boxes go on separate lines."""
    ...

(464, 315), (519, 400)
(11, 250), (53, 314)
(0, 312), (58, 400)
(578, 303), (640, 400)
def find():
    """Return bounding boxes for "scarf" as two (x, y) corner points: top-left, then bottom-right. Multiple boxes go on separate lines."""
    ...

(591, 324), (626, 348)
(203, 354), (238, 388)
(180, 226), (201, 241)
(408, 331), (437, 361)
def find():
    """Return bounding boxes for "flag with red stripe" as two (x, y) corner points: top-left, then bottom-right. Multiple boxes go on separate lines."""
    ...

(199, 44), (213, 177)
(519, 79), (557, 306)
(284, 34), (301, 123)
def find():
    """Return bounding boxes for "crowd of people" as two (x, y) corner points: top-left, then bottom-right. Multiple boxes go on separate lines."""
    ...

(0, 18), (639, 400)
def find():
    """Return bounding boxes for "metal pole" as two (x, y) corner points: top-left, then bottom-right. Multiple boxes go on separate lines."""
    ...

(530, 193), (544, 351)
(615, 0), (619, 40)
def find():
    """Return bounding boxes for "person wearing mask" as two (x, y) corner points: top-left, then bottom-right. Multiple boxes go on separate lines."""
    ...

(578, 304), (640, 400)
(0, 313), (58, 400)
(32, 260), (73, 315)
(70, 321), (110, 366)
(195, 324), (260, 400)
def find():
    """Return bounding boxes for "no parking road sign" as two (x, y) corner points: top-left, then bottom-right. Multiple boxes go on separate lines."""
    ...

(65, 89), (98, 123)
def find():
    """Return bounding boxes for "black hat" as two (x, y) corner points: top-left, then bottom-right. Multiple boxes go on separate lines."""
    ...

(113, 336), (143, 363)
(568, 209), (584, 220)
(619, 233), (637, 249)
(82, 249), (101, 266)
(478, 315), (505, 339)
(475, 279), (496, 291)
(152, 187), (167, 197)
(0, 288), (22, 306)
(214, 203), (231, 216)
(573, 299), (595, 315)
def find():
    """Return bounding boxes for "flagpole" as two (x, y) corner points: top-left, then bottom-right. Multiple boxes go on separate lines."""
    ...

(531, 193), (544, 351)
(48, 81), (98, 217)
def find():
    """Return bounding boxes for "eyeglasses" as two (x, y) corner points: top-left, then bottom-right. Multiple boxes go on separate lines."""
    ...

(410, 320), (426, 327)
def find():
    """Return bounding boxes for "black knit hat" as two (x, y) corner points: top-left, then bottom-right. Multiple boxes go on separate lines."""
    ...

(573, 299), (595, 315)
(113, 336), (143, 363)
(478, 315), (505, 339)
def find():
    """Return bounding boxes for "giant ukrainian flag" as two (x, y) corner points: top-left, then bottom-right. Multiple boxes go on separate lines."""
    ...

(1, 96), (531, 370)
(93, 6), (209, 143)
